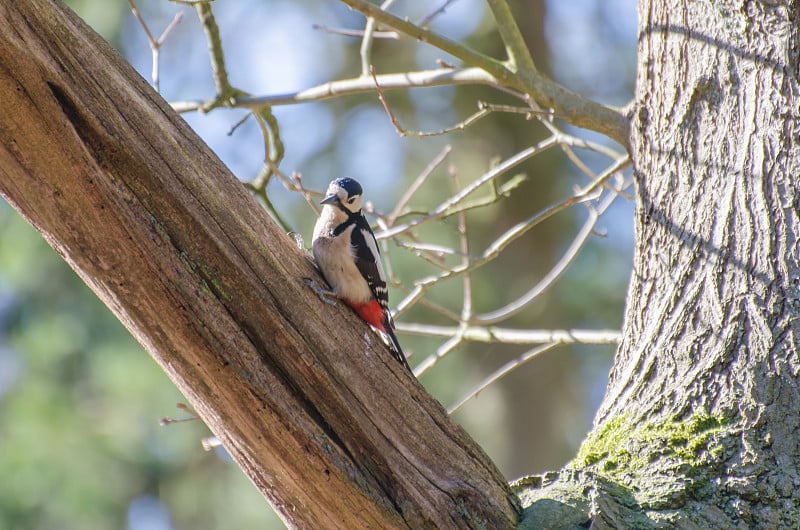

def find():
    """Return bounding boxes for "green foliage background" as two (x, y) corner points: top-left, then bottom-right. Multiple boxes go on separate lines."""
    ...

(0, 1), (636, 528)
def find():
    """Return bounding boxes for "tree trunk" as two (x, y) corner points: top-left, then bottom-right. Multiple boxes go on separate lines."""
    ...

(517, 1), (800, 528)
(0, 2), (518, 528)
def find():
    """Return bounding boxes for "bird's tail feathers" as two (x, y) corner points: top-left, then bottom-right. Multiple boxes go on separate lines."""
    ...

(382, 324), (411, 372)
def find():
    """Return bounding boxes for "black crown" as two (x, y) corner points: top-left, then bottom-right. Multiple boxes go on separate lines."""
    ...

(334, 177), (363, 198)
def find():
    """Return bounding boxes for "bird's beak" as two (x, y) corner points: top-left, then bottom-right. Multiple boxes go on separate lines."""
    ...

(320, 194), (339, 205)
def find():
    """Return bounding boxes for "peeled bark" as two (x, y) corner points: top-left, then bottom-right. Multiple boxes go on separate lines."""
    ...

(518, 1), (800, 528)
(0, 2), (518, 528)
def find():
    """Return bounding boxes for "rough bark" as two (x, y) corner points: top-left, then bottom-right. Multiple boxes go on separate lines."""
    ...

(517, 1), (800, 528)
(0, 2), (519, 528)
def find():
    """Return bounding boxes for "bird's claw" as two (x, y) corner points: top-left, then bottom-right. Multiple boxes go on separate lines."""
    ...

(304, 277), (338, 306)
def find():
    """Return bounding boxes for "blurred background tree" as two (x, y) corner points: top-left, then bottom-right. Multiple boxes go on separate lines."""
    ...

(0, 0), (635, 528)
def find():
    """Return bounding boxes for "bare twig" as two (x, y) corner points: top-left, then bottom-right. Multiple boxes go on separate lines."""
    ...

(413, 334), (464, 377)
(195, 1), (235, 104)
(312, 24), (399, 40)
(394, 240), (473, 262)
(338, 0), (630, 147)
(360, 0), (399, 75)
(392, 154), (630, 320)
(401, 167), (473, 377)
(396, 291), (462, 324)
(477, 155), (630, 262)
(160, 402), (221, 451)
(485, 0), (537, 75)
(171, 67), (500, 113)
(158, 15), (184, 45)
(341, 0), (505, 74)
(396, 324), (621, 346)
(418, 0), (461, 27)
(372, 66), (498, 138)
(473, 179), (625, 324)
(379, 135), (560, 240)
(387, 145), (452, 224)
(160, 402), (199, 425)
(249, 164), (320, 216)
(183, 2), (285, 195)
(448, 343), (560, 414)
(452, 167), (472, 323)
(127, 1), (183, 92)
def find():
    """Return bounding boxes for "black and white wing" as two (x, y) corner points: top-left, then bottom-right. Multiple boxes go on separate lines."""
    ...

(352, 213), (410, 370)
(351, 213), (390, 312)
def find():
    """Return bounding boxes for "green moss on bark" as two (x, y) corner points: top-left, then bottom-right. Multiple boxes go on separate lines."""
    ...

(571, 412), (731, 484)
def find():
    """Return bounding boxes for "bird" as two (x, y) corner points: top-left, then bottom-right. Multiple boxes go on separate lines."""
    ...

(311, 177), (411, 371)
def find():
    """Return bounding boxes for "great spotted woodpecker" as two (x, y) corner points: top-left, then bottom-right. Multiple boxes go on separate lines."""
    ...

(312, 177), (411, 371)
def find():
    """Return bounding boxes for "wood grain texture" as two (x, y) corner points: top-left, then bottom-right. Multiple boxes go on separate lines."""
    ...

(0, 2), (519, 528)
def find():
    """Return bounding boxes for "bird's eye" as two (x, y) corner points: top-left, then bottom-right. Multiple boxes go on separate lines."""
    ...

(347, 197), (356, 204)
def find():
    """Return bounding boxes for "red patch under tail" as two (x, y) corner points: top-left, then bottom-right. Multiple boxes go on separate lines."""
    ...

(345, 299), (411, 372)
(345, 299), (386, 331)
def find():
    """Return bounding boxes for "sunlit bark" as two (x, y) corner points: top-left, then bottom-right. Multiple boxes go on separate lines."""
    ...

(0, 2), (518, 528)
(519, 1), (800, 527)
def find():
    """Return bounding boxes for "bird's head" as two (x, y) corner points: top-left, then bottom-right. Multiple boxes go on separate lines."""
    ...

(321, 177), (363, 214)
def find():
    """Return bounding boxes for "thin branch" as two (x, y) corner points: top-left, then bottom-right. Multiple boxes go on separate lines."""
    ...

(127, 1), (183, 92)
(478, 155), (630, 261)
(159, 402), (199, 425)
(339, 0), (630, 147)
(561, 144), (599, 181)
(485, 0), (537, 75)
(372, 68), (501, 138)
(556, 133), (626, 164)
(444, 173), (527, 218)
(157, 11), (184, 46)
(413, 334), (464, 377)
(250, 110), (286, 211)
(195, 1), (232, 101)
(448, 343), (559, 414)
(379, 135), (560, 240)
(396, 324), (621, 345)
(473, 182), (623, 324)
(418, 0), (460, 27)
(128, 0), (156, 42)
(396, 291), (462, 324)
(395, 243), (455, 270)
(244, 166), (290, 231)
(388, 145), (451, 224)
(171, 67), (500, 113)
(451, 167), (472, 323)
(312, 24), (399, 40)
(360, 0), (399, 75)
(394, 240), (473, 261)
(374, 97), (575, 142)
(393, 154), (630, 319)
(340, 0), (506, 75)
(185, 2), (285, 187)
(254, 164), (320, 216)
(403, 166), (475, 377)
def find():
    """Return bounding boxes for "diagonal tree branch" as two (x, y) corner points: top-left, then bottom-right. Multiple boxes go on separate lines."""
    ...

(338, 0), (630, 147)
(340, 0), (506, 74)
(0, 2), (518, 528)
(485, 0), (537, 75)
